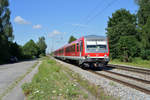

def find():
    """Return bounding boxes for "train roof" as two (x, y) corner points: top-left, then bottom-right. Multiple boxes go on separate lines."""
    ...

(84, 35), (106, 39)
(54, 35), (107, 52)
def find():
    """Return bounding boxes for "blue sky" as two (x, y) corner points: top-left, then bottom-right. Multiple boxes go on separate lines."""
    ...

(9, 0), (138, 53)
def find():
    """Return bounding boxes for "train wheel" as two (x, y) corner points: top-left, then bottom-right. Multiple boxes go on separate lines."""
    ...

(89, 63), (94, 69)
(80, 64), (86, 70)
(103, 62), (108, 66)
(76, 61), (80, 66)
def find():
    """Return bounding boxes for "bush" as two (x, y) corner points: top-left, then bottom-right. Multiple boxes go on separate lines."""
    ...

(141, 49), (150, 60)
(118, 36), (138, 62)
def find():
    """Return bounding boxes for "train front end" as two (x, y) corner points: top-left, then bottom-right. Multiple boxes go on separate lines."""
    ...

(82, 35), (109, 67)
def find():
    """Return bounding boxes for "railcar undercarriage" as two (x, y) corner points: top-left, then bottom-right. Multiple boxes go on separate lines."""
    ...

(78, 57), (109, 69)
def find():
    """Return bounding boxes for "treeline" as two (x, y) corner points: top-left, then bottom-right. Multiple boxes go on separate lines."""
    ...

(4, 37), (47, 60)
(68, 35), (77, 43)
(0, 0), (13, 63)
(106, 0), (150, 62)
(0, 0), (47, 64)
(22, 37), (47, 59)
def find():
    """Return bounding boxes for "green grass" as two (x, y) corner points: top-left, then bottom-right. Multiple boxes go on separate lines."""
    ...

(110, 57), (150, 69)
(22, 57), (87, 100)
(22, 57), (118, 100)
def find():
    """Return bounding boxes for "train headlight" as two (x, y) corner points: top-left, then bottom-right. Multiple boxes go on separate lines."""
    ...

(104, 54), (107, 57)
(104, 54), (109, 61)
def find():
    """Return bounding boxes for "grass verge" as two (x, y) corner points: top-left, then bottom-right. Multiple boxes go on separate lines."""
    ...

(61, 64), (117, 100)
(0, 61), (39, 100)
(110, 58), (150, 69)
(22, 57), (117, 100)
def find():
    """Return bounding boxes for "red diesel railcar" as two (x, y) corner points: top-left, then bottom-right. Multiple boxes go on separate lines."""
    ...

(54, 35), (109, 68)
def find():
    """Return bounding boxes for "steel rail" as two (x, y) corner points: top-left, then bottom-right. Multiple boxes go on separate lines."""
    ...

(107, 64), (150, 74)
(103, 70), (150, 84)
(88, 70), (150, 95)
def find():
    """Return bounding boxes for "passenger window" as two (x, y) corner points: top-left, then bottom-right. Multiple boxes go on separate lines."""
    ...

(77, 43), (79, 52)
(80, 41), (83, 51)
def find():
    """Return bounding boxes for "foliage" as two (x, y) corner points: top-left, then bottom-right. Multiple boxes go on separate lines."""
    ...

(107, 1), (150, 61)
(0, 0), (47, 63)
(106, 9), (138, 61)
(68, 35), (77, 43)
(22, 40), (39, 59)
(118, 36), (137, 62)
(8, 42), (23, 59)
(37, 36), (47, 56)
(136, 0), (150, 59)
(140, 49), (150, 60)
(0, 0), (14, 63)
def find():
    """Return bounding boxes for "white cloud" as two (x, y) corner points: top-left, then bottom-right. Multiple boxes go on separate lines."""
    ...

(49, 30), (61, 37)
(14, 16), (30, 24)
(72, 24), (87, 27)
(33, 24), (42, 29)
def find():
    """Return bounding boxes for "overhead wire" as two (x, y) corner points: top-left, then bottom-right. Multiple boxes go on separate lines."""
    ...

(85, 0), (119, 24)
(71, 0), (119, 36)
(70, 0), (105, 36)
(56, 0), (119, 50)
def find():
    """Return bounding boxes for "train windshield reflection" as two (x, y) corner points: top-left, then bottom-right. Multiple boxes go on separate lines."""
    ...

(86, 40), (107, 53)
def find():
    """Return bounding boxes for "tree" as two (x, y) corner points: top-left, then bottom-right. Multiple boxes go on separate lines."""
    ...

(37, 36), (47, 56)
(106, 9), (138, 61)
(0, 0), (14, 63)
(23, 40), (38, 58)
(135, 0), (150, 59)
(9, 42), (23, 59)
(68, 35), (77, 43)
(118, 36), (137, 62)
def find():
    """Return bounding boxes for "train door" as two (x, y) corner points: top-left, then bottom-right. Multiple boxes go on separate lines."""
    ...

(79, 40), (82, 57)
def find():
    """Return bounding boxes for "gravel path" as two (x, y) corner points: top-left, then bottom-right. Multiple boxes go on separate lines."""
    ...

(2, 61), (41, 100)
(55, 58), (150, 100)
(0, 60), (38, 99)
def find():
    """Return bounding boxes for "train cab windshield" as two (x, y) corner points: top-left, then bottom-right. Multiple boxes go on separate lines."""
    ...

(86, 40), (107, 53)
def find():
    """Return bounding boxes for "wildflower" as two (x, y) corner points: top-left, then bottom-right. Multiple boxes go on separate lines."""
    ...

(52, 90), (56, 93)
(66, 89), (69, 92)
(73, 79), (77, 82)
(59, 88), (62, 91)
(73, 84), (77, 87)
(34, 90), (39, 94)
(40, 91), (44, 94)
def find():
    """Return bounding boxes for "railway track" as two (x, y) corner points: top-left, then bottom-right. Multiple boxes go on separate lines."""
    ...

(87, 64), (150, 95)
(88, 64), (150, 95)
(107, 64), (150, 74)
(102, 70), (150, 84)
(88, 70), (150, 95)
